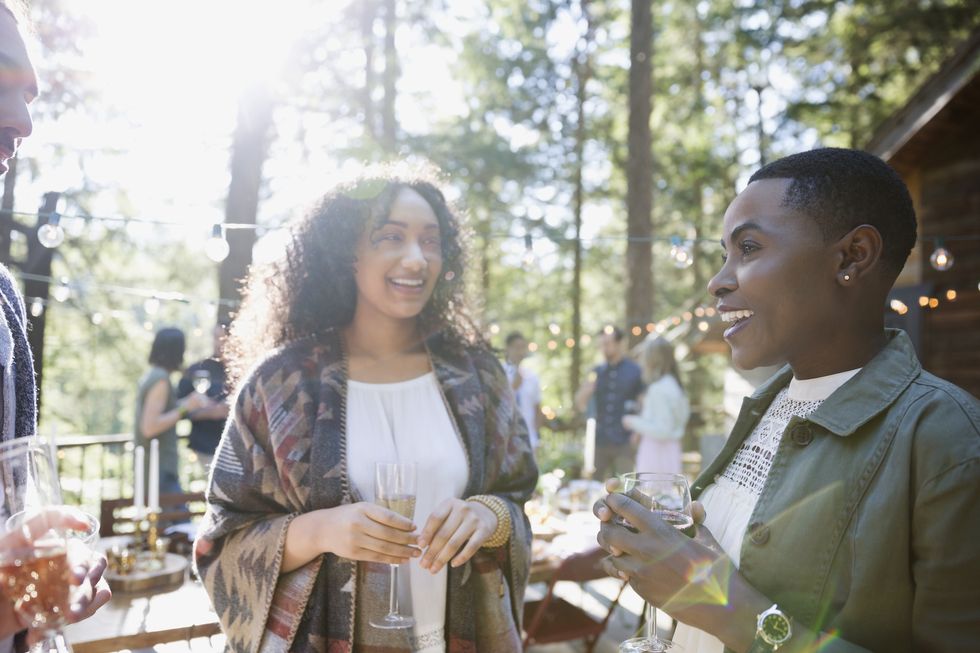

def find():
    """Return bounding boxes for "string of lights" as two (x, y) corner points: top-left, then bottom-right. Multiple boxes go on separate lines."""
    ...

(14, 271), (240, 313)
(6, 206), (976, 273)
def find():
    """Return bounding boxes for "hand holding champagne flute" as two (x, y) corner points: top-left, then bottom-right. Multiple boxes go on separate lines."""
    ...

(370, 462), (417, 630)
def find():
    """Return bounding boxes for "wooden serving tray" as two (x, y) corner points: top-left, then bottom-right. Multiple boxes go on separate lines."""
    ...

(105, 552), (188, 593)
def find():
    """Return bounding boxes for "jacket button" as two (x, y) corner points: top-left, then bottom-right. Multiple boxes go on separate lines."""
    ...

(791, 424), (813, 447)
(748, 521), (770, 545)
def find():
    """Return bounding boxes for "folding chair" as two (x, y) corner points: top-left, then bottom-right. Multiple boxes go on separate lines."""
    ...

(523, 546), (628, 652)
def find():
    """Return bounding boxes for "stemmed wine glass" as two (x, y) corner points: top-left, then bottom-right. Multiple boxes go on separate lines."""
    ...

(370, 462), (417, 630)
(191, 369), (212, 395)
(0, 436), (94, 653)
(618, 472), (693, 653)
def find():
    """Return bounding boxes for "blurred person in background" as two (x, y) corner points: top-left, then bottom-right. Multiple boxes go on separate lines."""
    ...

(177, 323), (230, 476)
(624, 336), (689, 474)
(134, 327), (210, 500)
(502, 331), (543, 450)
(575, 326), (645, 479)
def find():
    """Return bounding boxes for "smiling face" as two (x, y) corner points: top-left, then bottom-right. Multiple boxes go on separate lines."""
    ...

(0, 8), (37, 176)
(352, 187), (444, 325)
(708, 178), (842, 371)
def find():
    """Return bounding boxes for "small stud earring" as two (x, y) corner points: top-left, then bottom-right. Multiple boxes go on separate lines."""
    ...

(843, 274), (851, 282)
(444, 270), (455, 281)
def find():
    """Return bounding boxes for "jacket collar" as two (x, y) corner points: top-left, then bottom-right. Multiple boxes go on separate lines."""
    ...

(748, 329), (921, 437)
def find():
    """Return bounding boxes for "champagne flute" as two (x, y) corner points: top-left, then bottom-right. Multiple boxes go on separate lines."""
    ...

(370, 462), (416, 630)
(618, 472), (692, 653)
(0, 437), (86, 653)
(191, 369), (212, 394)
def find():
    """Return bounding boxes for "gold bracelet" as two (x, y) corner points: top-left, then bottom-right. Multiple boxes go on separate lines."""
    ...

(467, 494), (512, 548)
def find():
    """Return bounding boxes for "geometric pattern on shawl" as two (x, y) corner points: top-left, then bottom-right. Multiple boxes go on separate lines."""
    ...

(196, 329), (538, 652)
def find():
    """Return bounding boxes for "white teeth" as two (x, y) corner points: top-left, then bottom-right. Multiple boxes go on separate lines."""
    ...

(391, 278), (424, 287)
(721, 310), (754, 323)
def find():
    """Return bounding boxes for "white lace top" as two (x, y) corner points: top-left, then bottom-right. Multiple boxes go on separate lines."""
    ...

(672, 368), (861, 653)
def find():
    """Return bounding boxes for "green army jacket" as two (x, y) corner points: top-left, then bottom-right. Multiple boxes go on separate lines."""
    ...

(693, 329), (980, 653)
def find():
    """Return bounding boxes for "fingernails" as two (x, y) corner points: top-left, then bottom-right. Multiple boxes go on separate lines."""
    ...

(418, 538), (427, 548)
(411, 549), (422, 557)
(619, 571), (629, 580)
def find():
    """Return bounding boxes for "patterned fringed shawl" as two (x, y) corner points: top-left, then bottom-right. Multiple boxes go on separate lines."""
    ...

(195, 330), (538, 652)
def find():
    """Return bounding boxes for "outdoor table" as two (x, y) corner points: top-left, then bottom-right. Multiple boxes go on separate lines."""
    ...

(64, 572), (220, 653)
(65, 536), (220, 652)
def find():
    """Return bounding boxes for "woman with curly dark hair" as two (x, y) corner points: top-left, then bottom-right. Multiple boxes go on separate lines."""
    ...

(196, 166), (538, 653)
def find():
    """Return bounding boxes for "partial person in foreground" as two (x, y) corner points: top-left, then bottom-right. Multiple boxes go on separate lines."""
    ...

(594, 148), (980, 652)
(195, 166), (537, 652)
(0, 0), (110, 646)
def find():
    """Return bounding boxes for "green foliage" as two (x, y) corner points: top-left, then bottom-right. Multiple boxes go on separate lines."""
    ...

(18, 0), (977, 450)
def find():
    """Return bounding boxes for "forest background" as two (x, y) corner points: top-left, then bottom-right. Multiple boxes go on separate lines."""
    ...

(4, 0), (978, 475)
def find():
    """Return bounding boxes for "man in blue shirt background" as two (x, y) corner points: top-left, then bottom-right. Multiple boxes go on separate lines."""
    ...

(576, 326), (645, 479)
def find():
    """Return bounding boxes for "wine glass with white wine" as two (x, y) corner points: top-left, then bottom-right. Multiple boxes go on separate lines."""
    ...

(370, 462), (417, 630)
(191, 369), (212, 395)
(618, 472), (693, 653)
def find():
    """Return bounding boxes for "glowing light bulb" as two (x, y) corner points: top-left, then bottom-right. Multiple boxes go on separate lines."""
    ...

(206, 224), (230, 263)
(489, 323), (500, 335)
(52, 282), (70, 303)
(669, 238), (694, 269)
(698, 321), (709, 332)
(889, 299), (908, 315)
(929, 242), (953, 271)
(144, 297), (161, 315)
(29, 298), (44, 317)
(37, 212), (66, 249)
(91, 312), (104, 325)
(945, 289), (957, 301)
(548, 323), (561, 335)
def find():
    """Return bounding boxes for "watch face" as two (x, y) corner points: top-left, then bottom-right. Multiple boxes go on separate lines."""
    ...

(762, 613), (791, 643)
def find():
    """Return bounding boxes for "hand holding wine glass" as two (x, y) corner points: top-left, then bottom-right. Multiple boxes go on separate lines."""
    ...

(616, 473), (691, 652)
(0, 437), (107, 652)
(593, 475), (733, 652)
(370, 462), (417, 630)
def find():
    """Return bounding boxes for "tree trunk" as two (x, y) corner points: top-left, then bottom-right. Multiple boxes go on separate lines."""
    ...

(219, 85), (274, 326)
(571, 0), (593, 404)
(381, 0), (398, 152)
(626, 0), (654, 345)
(362, 0), (378, 142)
(23, 192), (60, 413)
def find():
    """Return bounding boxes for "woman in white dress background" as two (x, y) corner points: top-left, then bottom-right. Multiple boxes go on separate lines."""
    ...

(623, 336), (689, 474)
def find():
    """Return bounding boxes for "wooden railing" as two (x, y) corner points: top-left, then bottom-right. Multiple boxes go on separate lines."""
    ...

(53, 433), (209, 516)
